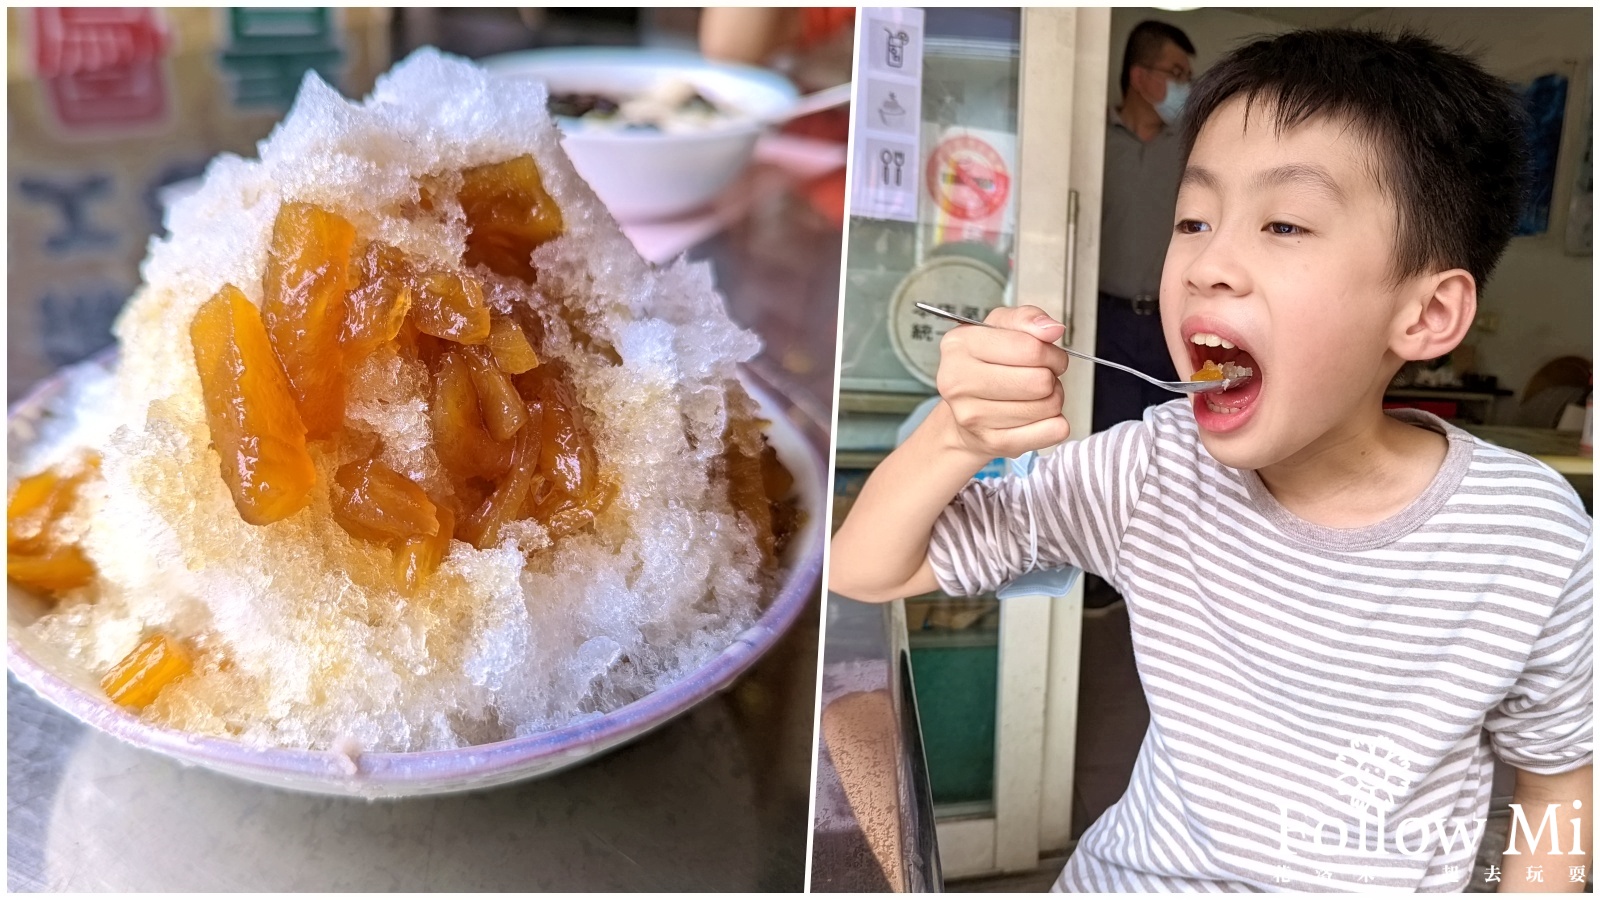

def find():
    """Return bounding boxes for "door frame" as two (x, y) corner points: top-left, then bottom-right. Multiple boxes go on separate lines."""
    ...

(932, 5), (1111, 880)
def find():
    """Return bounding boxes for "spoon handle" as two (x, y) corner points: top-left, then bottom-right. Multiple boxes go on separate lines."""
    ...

(1057, 345), (1167, 389)
(912, 302), (1189, 393)
(773, 83), (853, 125)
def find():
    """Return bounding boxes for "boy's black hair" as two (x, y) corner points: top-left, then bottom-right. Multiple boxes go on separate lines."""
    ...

(1180, 29), (1529, 289)
(1120, 20), (1196, 98)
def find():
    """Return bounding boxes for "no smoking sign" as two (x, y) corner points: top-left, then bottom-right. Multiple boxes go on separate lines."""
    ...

(925, 135), (1011, 220)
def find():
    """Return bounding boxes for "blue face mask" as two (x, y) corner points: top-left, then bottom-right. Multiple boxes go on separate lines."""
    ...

(1154, 79), (1189, 126)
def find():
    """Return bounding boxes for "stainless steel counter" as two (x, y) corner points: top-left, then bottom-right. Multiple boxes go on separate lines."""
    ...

(6, 167), (841, 891)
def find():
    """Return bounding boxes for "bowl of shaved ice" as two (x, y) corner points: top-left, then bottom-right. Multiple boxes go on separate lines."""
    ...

(5, 49), (826, 798)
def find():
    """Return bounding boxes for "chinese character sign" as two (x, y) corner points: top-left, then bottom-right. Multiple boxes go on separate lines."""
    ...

(219, 8), (344, 109)
(6, 7), (391, 401)
(30, 7), (172, 133)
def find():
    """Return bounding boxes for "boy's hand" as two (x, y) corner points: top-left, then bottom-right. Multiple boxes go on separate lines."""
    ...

(935, 305), (1072, 459)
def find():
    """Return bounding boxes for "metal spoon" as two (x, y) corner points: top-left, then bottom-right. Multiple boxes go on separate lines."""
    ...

(914, 302), (1250, 395)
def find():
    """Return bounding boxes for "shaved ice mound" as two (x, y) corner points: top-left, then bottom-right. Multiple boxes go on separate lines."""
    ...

(13, 49), (792, 753)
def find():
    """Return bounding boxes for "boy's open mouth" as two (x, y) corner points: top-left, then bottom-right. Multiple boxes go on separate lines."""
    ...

(1187, 331), (1262, 420)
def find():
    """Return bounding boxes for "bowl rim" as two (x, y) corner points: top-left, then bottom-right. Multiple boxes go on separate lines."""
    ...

(7, 354), (826, 792)
(477, 46), (800, 144)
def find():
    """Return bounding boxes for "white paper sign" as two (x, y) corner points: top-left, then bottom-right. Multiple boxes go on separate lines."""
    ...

(849, 7), (924, 223)
(920, 126), (1018, 254)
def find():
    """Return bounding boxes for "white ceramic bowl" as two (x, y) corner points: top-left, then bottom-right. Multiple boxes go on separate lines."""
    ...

(479, 48), (799, 223)
(7, 354), (827, 798)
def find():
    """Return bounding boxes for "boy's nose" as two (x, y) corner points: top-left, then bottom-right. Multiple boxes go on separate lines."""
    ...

(1180, 229), (1251, 299)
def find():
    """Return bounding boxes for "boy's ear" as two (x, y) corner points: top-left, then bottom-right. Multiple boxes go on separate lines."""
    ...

(1392, 269), (1476, 362)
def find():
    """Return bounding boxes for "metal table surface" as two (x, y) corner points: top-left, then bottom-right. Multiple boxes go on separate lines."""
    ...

(6, 177), (842, 891)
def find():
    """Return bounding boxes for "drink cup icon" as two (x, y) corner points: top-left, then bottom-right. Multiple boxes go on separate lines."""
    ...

(885, 29), (910, 68)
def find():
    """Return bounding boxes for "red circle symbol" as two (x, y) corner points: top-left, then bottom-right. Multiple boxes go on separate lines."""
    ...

(924, 135), (1011, 221)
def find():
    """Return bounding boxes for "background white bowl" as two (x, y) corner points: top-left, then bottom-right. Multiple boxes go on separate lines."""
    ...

(7, 355), (827, 798)
(479, 47), (799, 223)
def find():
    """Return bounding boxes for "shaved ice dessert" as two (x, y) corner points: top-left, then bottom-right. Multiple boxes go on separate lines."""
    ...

(6, 49), (798, 753)
(1191, 359), (1252, 382)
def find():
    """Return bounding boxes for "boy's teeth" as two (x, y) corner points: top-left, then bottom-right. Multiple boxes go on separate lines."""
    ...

(1189, 332), (1234, 349)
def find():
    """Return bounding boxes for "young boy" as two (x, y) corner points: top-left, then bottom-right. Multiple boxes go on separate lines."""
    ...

(830, 29), (1592, 892)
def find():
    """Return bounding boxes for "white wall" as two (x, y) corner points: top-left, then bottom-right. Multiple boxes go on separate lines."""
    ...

(1109, 7), (1594, 423)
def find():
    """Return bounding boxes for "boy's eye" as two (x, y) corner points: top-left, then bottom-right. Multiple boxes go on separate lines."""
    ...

(1175, 219), (1209, 235)
(1265, 222), (1303, 236)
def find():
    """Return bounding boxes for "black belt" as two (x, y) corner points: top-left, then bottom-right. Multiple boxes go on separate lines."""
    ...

(1100, 291), (1159, 316)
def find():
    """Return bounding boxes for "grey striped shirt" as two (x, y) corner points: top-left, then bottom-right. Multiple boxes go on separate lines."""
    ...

(927, 401), (1593, 892)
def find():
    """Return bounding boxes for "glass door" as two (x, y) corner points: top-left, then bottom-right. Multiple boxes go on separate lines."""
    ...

(833, 7), (1112, 880)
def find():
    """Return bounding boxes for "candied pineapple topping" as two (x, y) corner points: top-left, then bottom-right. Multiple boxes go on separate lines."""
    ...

(192, 158), (608, 575)
(12, 50), (792, 751)
(102, 634), (193, 709)
(1192, 359), (1253, 383)
(7, 454), (100, 596)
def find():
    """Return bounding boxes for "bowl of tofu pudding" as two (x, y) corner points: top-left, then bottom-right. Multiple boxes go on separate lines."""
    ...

(480, 47), (801, 222)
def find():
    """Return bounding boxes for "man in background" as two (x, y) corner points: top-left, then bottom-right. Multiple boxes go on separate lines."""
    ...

(1094, 20), (1196, 434)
